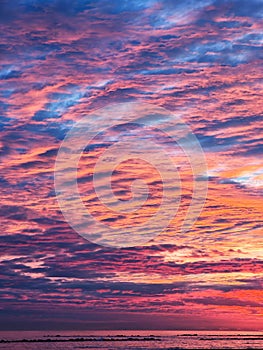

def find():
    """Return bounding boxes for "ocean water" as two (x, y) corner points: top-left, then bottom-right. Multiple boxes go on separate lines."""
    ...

(0, 330), (263, 349)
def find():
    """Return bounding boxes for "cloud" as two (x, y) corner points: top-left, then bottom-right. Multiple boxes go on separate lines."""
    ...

(0, 0), (262, 330)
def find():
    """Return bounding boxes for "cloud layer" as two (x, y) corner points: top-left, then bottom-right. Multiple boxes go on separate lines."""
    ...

(0, 0), (262, 330)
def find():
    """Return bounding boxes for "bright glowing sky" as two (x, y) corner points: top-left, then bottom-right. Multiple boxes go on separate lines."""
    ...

(0, 0), (262, 330)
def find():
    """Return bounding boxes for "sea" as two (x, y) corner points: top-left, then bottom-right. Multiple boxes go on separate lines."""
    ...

(0, 330), (263, 349)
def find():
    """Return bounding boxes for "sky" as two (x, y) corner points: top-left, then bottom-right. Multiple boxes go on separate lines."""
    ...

(0, 0), (262, 331)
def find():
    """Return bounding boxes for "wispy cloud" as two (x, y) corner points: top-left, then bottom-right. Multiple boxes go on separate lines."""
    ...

(0, 0), (262, 330)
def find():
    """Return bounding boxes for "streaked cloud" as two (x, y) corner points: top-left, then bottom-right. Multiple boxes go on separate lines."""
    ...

(0, 0), (262, 330)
